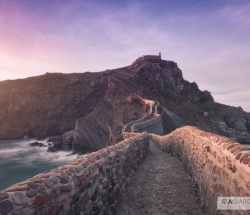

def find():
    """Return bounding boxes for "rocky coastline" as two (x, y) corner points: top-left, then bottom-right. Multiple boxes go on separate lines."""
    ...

(1, 55), (250, 153)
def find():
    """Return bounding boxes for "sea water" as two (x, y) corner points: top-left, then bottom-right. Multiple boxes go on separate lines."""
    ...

(0, 138), (77, 190)
(0, 139), (249, 191)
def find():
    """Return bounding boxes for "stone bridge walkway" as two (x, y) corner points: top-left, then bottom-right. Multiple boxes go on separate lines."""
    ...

(116, 140), (203, 215)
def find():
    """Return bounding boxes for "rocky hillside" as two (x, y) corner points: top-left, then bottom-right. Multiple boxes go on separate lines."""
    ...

(0, 55), (250, 152)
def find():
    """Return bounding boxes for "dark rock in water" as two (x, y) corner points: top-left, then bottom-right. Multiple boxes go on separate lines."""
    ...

(47, 145), (57, 152)
(47, 136), (61, 143)
(62, 130), (74, 150)
(47, 130), (73, 152)
(47, 136), (63, 152)
(36, 137), (46, 141)
(30, 142), (46, 147)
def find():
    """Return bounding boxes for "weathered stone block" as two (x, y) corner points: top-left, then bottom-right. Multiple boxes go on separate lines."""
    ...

(26, 189), (37, 198)
(33, 194), (52, 207)
(0, 193), (8, 201)
(0, 200), (14, 214)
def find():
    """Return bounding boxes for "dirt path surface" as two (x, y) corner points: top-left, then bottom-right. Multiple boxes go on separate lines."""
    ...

(116, 141), (203, 215)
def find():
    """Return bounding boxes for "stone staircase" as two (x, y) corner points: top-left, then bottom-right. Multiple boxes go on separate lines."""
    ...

(0, 98), (250, 215)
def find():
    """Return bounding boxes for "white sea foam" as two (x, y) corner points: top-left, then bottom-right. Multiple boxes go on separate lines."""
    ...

(0, 138), (77, 163)
(0, 138), (79, 189)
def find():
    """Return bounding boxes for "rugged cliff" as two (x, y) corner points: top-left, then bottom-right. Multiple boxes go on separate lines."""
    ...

(0, 55), (250, 152)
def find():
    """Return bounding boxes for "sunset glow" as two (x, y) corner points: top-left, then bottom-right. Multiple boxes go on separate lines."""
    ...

(0, 0), (250, 110)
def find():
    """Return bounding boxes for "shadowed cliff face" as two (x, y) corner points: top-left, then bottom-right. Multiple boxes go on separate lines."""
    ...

(1, 56), (250, 152)
(0, 72), (108, 139)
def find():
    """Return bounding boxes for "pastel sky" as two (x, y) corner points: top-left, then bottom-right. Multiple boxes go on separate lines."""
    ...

(0, 0), (250, 111)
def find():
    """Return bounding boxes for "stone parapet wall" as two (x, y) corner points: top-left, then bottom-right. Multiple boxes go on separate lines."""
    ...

(131, 114), (163, 135)
(122, 131), (141, 140)
(123, 99), (163, 135)
(123, 101), (154, 132)
(151, 126), (250, 215)
(0, 133), (150, 215)
(122, 112), (153, 132)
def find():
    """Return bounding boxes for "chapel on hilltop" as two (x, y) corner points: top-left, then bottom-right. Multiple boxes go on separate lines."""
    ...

(133, 52), (162, 65)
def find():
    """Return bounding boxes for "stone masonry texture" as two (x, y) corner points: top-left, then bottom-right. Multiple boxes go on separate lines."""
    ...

(0, 133), (149, 215)
(151, 126), (250, 215)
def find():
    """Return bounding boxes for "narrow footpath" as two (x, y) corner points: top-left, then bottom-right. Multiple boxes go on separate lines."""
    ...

(116, 140), (203, 215)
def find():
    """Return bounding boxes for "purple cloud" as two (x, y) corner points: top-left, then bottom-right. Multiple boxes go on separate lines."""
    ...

(0, 0), (249, 111)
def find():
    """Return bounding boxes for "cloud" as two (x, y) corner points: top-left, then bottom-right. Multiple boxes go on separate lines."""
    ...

(219, 2), (250, 30)
(214, 88), (250, 112)
(0, 0), (249, 111)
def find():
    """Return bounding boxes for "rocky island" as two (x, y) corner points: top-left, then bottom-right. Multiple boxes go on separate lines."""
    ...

(0, 55), (250, 153)
(0, 55), (249, 215)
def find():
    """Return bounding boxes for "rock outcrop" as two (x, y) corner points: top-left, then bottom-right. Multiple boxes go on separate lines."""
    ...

(0, 72), (108, 139)
(1, 55), (250, 152)
(30, 142), (46, 147)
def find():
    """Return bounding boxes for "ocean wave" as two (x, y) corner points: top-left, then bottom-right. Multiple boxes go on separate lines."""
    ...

(0, 138), (77, 162)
